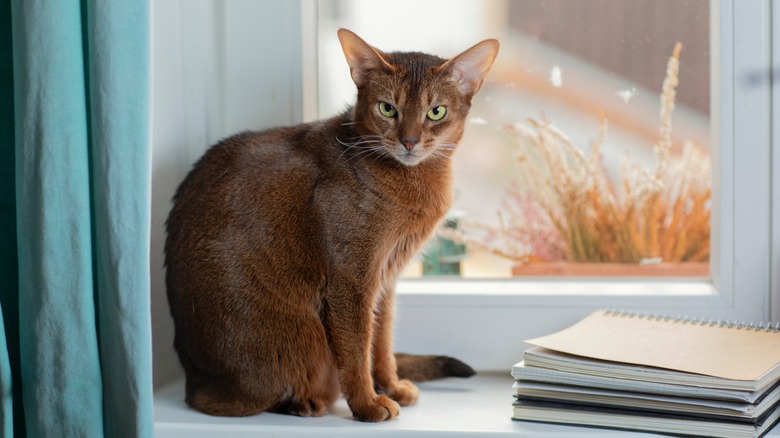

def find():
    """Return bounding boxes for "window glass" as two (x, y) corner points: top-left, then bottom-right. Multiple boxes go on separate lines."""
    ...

(318, 0), (711, 279)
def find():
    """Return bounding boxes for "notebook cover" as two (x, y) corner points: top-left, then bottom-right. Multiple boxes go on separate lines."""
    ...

(526, 310), (780, 381)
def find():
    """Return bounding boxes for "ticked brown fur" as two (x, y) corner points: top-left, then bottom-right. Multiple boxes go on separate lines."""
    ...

(165, 29), (498, 422)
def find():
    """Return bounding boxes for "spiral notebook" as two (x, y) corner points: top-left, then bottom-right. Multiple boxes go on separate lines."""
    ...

(524, 310), (780, 392)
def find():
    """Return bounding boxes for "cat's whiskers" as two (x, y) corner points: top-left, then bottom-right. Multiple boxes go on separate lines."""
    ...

(336, 135), (391, 163)
(439, 141), (480, 162)
(356, 143), (393, 164)
(347, 144), (383, 157)
(425, 142), (461, 162)
(336, 134), (384, 146)
(433, 143), (459, 154)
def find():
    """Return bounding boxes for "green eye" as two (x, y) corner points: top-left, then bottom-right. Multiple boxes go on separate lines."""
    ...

(427, 106), (447, 121)
(378, 102), (398, 118)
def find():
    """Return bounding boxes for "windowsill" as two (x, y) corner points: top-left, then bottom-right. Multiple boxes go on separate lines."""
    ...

(395, 278), (718, 308)
(153, 373), (674, 437)
(397, 277), (715, 295)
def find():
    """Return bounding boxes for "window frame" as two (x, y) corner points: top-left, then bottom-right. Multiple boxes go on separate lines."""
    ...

(150, 0), (776, 379)
(304, 0), (775, 371)
(773, 0), (780, 322)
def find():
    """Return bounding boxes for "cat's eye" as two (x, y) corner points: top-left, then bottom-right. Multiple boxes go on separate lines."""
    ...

(427, 106), (447, 121)
(378, 102), (398, 118)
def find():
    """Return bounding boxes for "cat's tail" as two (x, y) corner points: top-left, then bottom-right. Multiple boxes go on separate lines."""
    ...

(394, 353), (476, 382)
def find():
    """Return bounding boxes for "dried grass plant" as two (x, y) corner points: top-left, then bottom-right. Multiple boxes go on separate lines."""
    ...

(449, 43), (711, 265)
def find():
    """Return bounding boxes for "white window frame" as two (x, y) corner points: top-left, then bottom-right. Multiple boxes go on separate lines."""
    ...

(773, 0), (780, 322)
(151, 0), (776, 383)
(303, 0), (776, 371)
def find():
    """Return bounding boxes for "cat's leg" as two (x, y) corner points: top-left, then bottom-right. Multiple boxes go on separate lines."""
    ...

(325, 278), (400, 422)
(182, 309), (338, 417)
(183, 367), (285, 417)
(269, 314), (341, 417)
(270, 362), (339, 417)
(372, 288), (420, 406)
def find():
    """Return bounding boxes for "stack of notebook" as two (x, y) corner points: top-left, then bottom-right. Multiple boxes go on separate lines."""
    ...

(512, 310), (780, 438)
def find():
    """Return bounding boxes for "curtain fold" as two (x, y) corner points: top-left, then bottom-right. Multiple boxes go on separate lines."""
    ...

(2, 0), (154, 436)
(0, 0), (21, 436)
(85, 0), (154, 435)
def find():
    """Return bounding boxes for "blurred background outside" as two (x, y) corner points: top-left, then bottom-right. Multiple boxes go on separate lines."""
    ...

(317, 0), (711, 278)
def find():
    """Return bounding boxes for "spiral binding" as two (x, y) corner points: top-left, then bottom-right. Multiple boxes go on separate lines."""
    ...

(602, 309), (780, 333)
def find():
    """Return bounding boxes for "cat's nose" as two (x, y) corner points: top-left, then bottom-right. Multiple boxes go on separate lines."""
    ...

(400, 138), (419, 151)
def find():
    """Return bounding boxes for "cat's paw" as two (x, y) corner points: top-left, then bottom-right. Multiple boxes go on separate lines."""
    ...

(350, 394), (400, 422)
(288, 398), (330, 417)
(271, 396), (331, 417)
(386, 379), (419, 406)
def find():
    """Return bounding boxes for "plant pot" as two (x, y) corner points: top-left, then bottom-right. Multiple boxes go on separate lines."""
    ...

(511, 262), (709, 277)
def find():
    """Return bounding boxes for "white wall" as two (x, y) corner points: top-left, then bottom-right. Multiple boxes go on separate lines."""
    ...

(151, 0), (304, 388)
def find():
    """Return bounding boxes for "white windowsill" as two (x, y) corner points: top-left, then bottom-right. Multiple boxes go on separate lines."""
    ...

(396, 278), (717, 307)
(156, 373), (715, 437)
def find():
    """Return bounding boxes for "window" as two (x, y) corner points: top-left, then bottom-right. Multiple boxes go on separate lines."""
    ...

(319, 0), (711, 280)
(150, 0), (775, 382)
(311, 0), (774, 371)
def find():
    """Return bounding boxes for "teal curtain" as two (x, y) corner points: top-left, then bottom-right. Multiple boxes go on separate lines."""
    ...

(1, 0), (154, 436)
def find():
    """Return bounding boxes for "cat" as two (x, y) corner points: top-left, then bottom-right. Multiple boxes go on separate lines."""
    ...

(164, 28), (499, 422)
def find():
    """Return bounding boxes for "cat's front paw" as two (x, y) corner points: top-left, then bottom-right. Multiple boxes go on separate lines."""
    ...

(350, 394), (400, 422)
(386, 379), (419, 406)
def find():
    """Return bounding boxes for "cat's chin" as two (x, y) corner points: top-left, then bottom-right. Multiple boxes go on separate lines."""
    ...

(394, 151), (428, 167)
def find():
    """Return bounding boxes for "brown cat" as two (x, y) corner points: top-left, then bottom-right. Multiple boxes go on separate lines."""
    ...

(165, 29), (499, 422)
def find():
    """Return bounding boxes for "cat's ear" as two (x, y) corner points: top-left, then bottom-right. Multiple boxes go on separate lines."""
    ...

(337, 29), (395, 88)
(439, 39), (500, 98)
